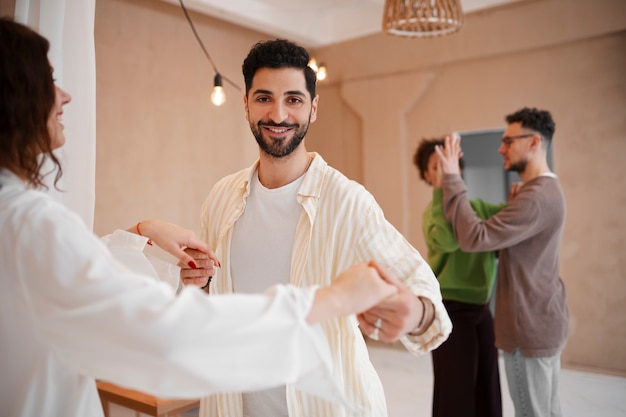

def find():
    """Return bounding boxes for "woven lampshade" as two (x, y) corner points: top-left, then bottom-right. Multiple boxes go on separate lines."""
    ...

(382, 0), (464, 38)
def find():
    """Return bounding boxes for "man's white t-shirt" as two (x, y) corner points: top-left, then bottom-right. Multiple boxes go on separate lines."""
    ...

(231, 170), (305, 417)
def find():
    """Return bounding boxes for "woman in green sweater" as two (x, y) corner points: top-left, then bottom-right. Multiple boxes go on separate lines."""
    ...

(414, 138), (505, 417)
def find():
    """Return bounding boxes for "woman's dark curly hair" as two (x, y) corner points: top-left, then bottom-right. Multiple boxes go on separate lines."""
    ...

(242, 39), (317, 99)
(413, 137), (464, 182)
(0, 18), (61, 189)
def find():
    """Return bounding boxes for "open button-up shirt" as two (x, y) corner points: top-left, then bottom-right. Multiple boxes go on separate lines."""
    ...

(198, 153), (452, 417)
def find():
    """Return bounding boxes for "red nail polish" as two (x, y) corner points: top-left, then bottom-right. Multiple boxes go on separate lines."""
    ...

(188, 261), (197, 269)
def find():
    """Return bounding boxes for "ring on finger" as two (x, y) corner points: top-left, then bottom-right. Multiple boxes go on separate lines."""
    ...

(374, 317), (382, 329)
(370, 327), (380, 341)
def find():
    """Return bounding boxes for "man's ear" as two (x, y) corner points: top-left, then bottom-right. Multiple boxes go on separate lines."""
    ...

(243, 93), (249, 121)
(530, 133), (542, 150)
(310, 94), (319, 123)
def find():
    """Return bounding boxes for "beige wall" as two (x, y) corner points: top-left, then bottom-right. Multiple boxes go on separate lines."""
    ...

(94, 0), (626, 375)
(0, 0), (14, 18)
(95, 0), (260, 234)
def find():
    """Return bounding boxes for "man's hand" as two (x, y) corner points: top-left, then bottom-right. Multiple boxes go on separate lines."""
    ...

(357, 261), (430, 343)
(435, 134), (463, 177)
(508, 182), (523, 202)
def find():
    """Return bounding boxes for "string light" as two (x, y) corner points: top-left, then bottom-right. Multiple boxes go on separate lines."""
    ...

(308, 57), (328, 81)
(316, 64), (327, 81)
(179, 0), (241, 106)
(210, 74), (226, 106)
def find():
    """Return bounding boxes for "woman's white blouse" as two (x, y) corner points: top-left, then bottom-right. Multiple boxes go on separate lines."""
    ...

(0, 170), (341, 417)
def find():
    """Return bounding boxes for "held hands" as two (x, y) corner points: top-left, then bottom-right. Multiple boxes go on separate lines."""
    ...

(330, 263), (399, 315)
(179, 248), (219, 288)
(357, 261), (431, 343)
(133, 220), (220, 288)
(307, 262), (398, 325)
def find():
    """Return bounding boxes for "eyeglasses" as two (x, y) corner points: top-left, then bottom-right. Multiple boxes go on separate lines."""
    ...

(501, 133), (534, 146)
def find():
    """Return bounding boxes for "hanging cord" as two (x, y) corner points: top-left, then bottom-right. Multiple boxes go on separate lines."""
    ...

(178, 0), (242, 91)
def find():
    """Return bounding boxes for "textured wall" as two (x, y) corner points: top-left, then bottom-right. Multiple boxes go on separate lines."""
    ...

(313, 0), (626, 374)
(94, 0), (626, 374)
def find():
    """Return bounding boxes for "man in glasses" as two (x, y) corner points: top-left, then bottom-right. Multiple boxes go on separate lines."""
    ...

(436, 107), (569, 417)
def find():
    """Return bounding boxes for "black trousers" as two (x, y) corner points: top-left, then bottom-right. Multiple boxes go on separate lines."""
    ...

(431, 299), (502, 417)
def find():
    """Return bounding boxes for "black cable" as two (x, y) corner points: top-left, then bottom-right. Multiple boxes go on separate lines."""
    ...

(178, 0), (241, 91)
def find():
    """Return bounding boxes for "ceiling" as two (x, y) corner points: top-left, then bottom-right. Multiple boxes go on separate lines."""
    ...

(165, 0), (520, 48)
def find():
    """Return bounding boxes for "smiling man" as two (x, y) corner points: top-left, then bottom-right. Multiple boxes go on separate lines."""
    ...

(180, 39), (451, 417)
(436, 108), (570, 417)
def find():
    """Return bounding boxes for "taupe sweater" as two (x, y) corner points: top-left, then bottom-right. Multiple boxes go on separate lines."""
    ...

(442, 173), (569, 357)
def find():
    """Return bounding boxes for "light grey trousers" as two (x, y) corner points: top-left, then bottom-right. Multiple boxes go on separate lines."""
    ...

(503, 349), (563, 417)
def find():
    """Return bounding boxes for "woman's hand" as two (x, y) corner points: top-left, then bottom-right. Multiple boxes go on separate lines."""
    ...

(307, 263), (398, 324)
(131, 220), (220, 282)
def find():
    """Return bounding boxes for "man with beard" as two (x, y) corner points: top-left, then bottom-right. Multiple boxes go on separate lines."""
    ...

(180, 39), (452, 417)
(436, 107), (569, 417)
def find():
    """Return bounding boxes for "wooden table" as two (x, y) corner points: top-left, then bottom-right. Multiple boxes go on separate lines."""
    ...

(97, 381), (200, 417)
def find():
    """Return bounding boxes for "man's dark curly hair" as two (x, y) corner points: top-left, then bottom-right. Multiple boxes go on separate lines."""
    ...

(505, 107), (556, 142)
(242, 39), (317, 99)
(413, 138), (464, 182)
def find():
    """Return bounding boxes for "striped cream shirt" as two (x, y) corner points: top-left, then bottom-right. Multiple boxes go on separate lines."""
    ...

(198, 153), (452, 417)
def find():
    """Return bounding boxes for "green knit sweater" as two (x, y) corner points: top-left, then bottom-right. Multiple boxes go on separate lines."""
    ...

(422, 188), (505, 305)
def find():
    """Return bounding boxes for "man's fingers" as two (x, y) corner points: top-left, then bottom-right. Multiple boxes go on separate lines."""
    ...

(177, 257), (216, 270)
(179, 247), (219, 271)
(181, 276), (210, 287)
(358, 312), (400, 343)
(434, 144), (445, 160)
(180, 267), (211, 279)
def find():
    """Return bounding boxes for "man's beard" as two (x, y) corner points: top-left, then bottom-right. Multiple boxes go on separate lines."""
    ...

(250, 117), (311, 158)
(507, 158), (528, 174)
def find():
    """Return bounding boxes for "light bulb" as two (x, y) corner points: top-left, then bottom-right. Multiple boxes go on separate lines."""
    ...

(308, 58), (318, 73)
(316, 64), (327, 81)
(211, 73), (226, 106)
(211, 86), (225, 106)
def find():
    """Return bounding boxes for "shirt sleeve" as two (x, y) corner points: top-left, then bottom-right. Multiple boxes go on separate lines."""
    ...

(442, 173), (544, 252)
(17, 199), (342, 401)
(102, 229), (182, 291)
(354, 193), (452, 355)
(469, 198), (507, 221)
(423, 188), (460, 254)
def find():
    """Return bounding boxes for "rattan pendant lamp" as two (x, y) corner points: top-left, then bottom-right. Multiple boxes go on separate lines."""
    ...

(382, 0), (464, 37)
